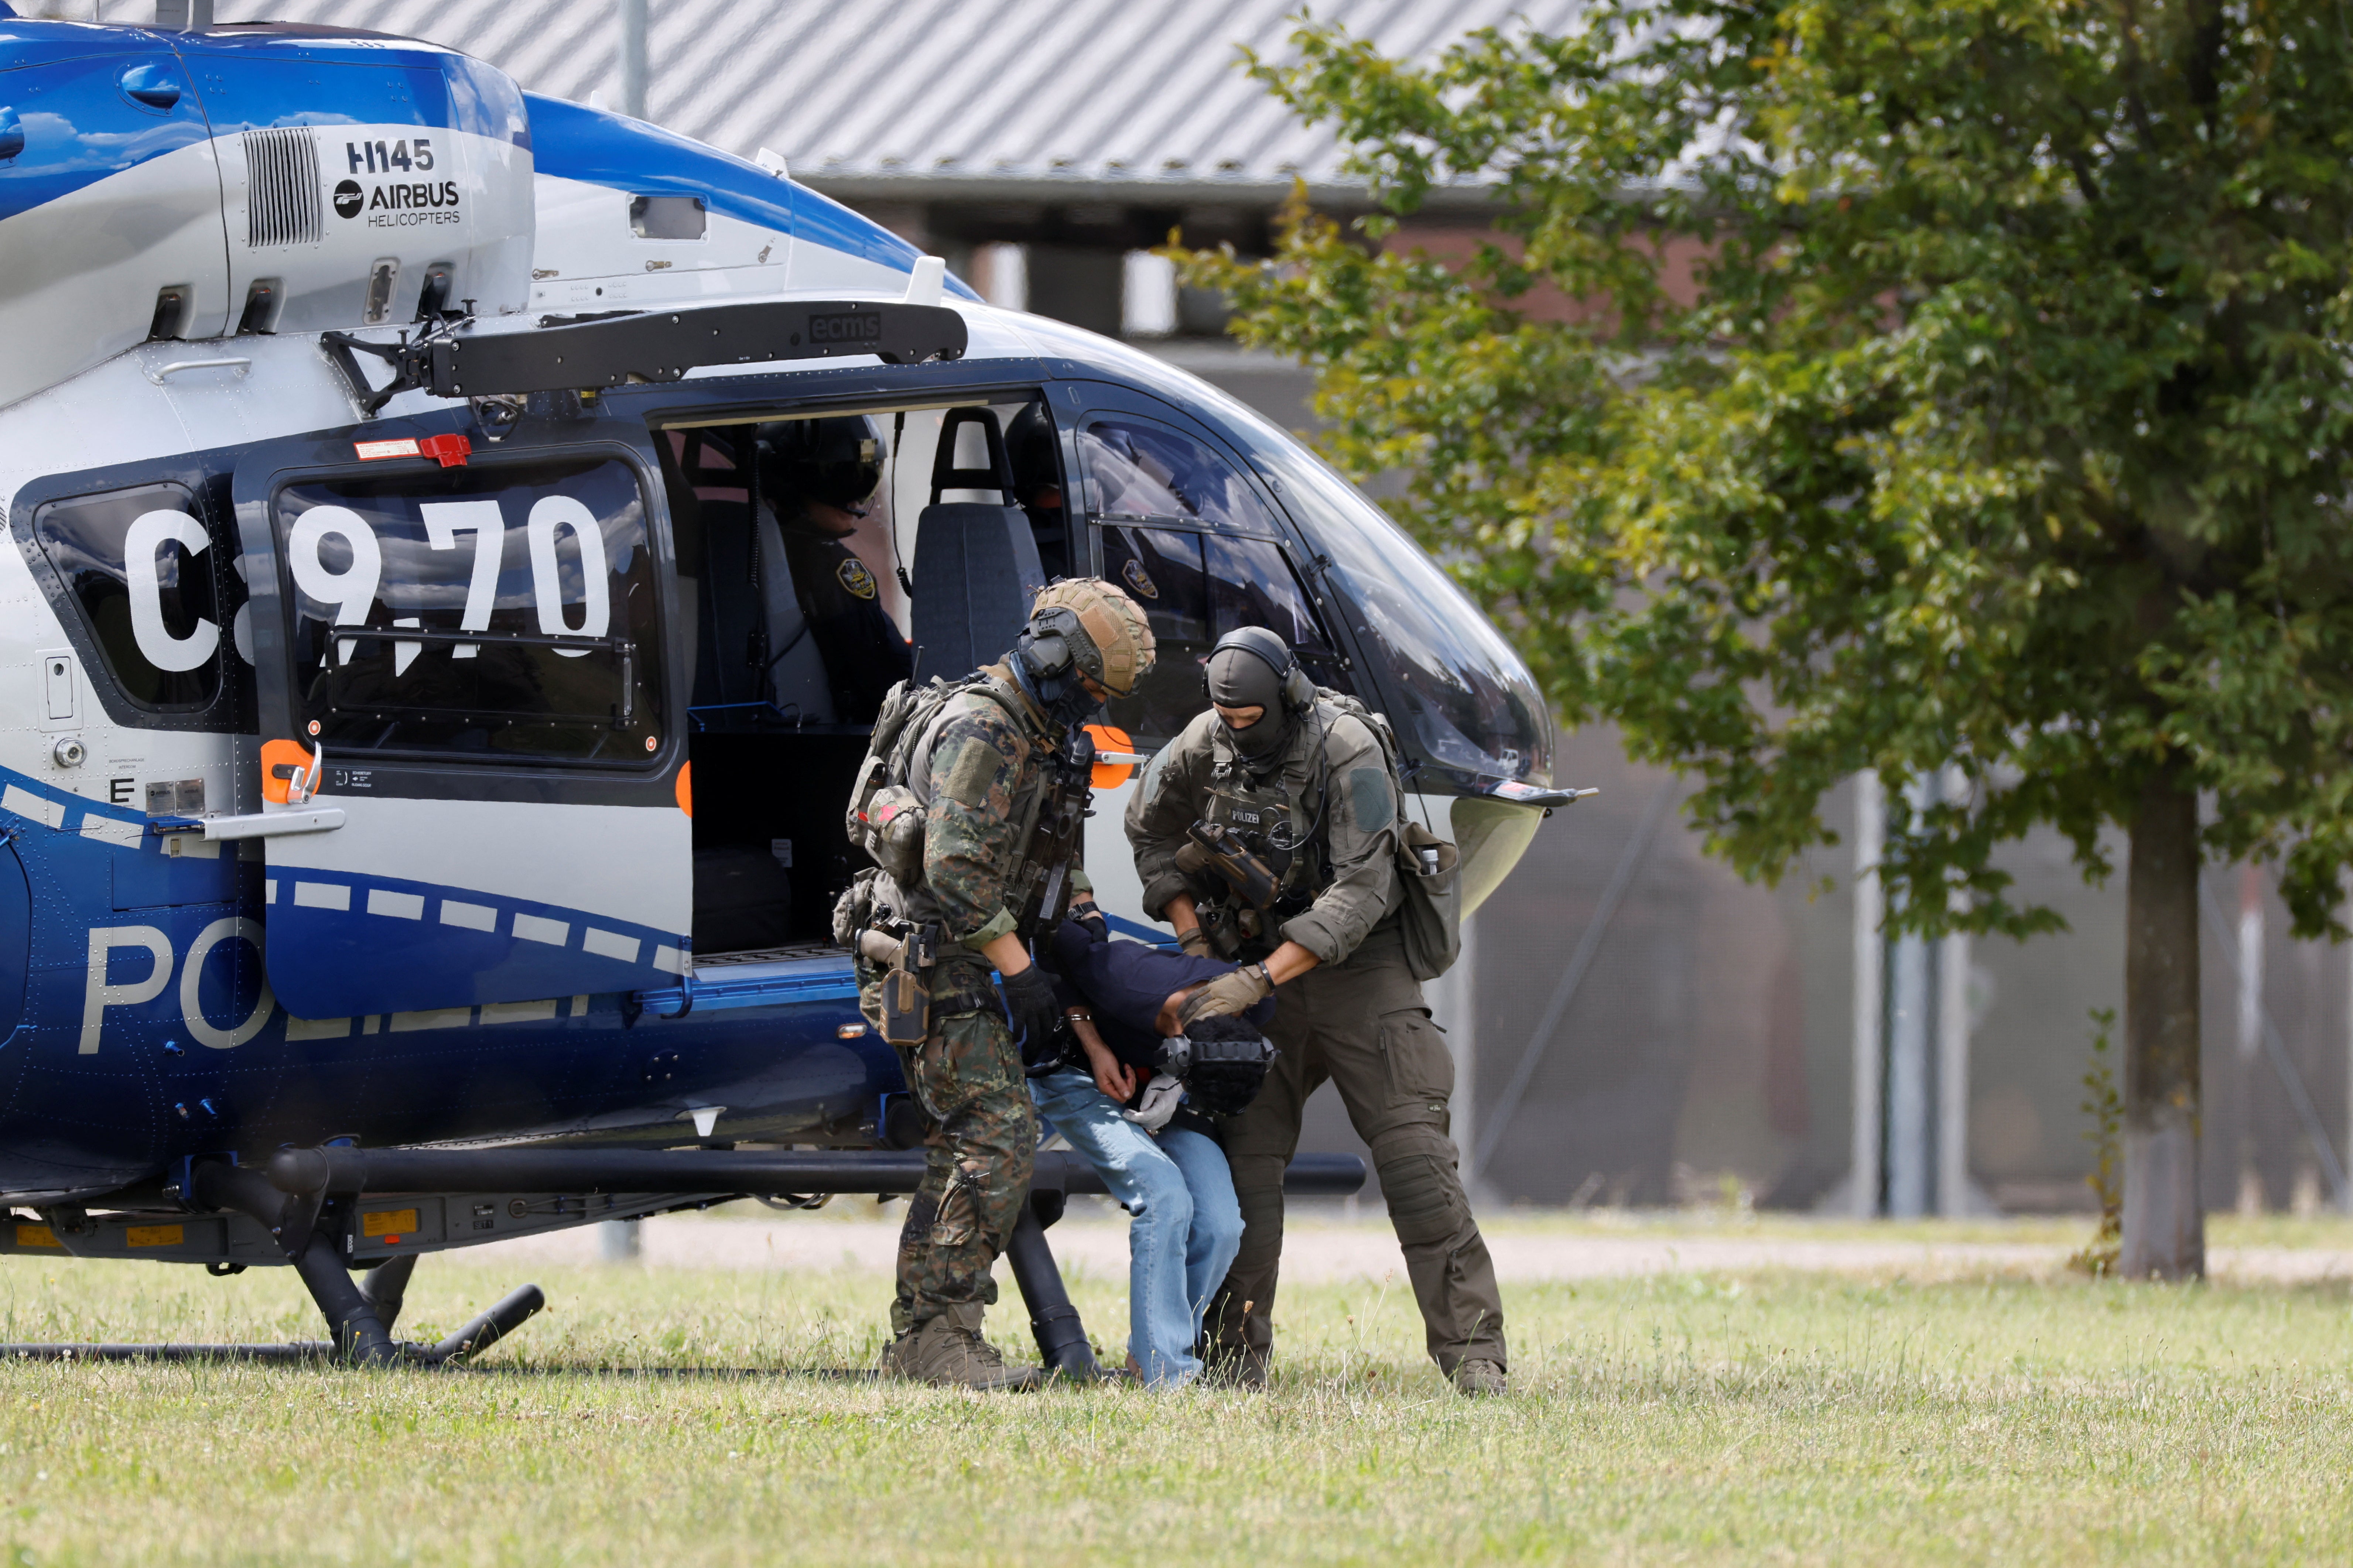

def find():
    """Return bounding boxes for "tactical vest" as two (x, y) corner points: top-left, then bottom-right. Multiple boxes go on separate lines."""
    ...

(844, 670), (1066, 957)
(1196, 701), (1342, 949)
(1194, 692), (1460, 978)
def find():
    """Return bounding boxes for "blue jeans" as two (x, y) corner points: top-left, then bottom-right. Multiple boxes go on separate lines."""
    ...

(1029, 1068), (1243, 1387)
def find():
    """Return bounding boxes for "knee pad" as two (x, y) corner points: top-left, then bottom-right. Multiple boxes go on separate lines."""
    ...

(1376, 1151), (1472, 1249)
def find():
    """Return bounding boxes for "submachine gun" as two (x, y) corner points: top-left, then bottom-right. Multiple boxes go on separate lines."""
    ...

(1016, 726), (1097, 942)
(1177, 815), (1311, 959)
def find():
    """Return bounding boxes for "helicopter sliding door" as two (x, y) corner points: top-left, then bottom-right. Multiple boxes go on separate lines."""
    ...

(232, 417), (688, 1021)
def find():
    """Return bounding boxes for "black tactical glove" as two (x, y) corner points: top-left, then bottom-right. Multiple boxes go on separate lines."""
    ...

(999, 963), (1065, 1071)
(1068, 900), (1109, 943)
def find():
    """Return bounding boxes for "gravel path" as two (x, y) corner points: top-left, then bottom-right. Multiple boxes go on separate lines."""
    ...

(435, 1215), (2353, 1284)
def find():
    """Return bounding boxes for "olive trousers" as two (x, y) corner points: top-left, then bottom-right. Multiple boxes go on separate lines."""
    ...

(1206, 935), (1506, 1374)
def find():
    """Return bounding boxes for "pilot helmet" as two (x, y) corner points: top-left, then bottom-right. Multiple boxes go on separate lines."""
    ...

(1006, 401), (1061, 511)
(1012, 578), (1156, 725)
(759, 415), (886, 533)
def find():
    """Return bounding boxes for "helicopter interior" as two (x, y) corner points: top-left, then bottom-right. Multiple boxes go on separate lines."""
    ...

(663, 394), (1072, 958)
(659, 385), (1365, 962)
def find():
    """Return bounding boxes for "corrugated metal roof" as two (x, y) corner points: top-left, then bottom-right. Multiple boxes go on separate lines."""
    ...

(206, 0), (1578, 203)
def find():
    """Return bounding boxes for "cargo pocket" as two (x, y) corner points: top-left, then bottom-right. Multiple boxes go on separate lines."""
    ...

(928, 1159), (984, 1246)
(1378, 1008), (1454, 1125)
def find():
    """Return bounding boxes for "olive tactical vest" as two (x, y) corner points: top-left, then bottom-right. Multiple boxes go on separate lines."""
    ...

(1201, 692), (1460, 978)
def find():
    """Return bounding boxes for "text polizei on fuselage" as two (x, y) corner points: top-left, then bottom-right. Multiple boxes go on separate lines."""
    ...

(337, 138), (462, 228)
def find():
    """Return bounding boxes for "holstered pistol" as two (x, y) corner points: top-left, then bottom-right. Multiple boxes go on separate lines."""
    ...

(880, 959), (930, 1047)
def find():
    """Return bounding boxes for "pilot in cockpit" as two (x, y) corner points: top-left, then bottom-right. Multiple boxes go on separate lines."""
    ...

(756, 415), (912, 721)
(1006, 401), (1066, 552)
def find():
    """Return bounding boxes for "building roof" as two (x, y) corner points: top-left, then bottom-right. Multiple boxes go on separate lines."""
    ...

(208, 0), (1579, 207)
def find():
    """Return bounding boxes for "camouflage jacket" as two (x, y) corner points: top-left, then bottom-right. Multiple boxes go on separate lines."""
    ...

(1124, 696), (1401, 966)
(879, 661), (1088, 954)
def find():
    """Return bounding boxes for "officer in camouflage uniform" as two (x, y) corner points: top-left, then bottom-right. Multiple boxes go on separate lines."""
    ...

(1124, 627), (1508, 1396)
(864, 578), (1155, 1389)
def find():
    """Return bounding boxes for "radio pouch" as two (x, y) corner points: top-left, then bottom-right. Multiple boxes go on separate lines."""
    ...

(1395, 819), (1461, 982)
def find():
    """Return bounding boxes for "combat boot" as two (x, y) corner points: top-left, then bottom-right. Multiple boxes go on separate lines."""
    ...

(1451, 1358), (1508, 1397)
(1197, 1338), (1268, 1390)
(878, 1315), (1042, 1391)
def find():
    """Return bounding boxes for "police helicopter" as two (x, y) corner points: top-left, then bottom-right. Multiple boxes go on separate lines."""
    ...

(0, 9), (1574, 1368)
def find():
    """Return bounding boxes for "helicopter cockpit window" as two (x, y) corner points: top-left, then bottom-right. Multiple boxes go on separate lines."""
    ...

(34, 480), (235, 714)
(1263, 447), (1554, 784)
(1080, 417), (1282, 536)
(1078, 415), (1337, 742)
(1095, 524), (1335, 743)
(271, 456), (663, 761)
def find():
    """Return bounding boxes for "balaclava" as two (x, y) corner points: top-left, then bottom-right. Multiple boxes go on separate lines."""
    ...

(1206, 627), (1299, 764)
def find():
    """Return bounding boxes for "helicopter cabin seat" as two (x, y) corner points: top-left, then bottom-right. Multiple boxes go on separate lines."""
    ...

(909, 407), (1047, 681)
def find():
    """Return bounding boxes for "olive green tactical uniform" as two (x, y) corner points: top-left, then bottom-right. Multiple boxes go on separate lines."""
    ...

(863, 665), (1066, 1339)
(1126, 701), (1507, 1376)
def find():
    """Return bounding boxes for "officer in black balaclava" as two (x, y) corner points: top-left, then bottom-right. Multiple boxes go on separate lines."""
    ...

(759, 415), (911, 722)
(1205, 626), (1304, 767)
(1122, 625), (1512, 1398)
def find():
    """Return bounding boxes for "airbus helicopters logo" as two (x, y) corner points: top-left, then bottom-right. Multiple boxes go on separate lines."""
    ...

(337, 138), (462, 228)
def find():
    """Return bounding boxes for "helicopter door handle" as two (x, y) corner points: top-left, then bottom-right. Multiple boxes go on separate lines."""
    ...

(144, 357), (251, 385)
(279, 745), (324, 804)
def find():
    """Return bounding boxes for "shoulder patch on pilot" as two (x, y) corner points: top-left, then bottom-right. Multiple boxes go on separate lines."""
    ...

(1347, 765), (1395, 830)
(836, 555), (878, 600)
(1119, 557), (1159, 600)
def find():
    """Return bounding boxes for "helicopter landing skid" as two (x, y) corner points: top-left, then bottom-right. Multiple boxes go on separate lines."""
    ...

(41, 1157), (556, 1368)
(0, 1281), (545, 1366)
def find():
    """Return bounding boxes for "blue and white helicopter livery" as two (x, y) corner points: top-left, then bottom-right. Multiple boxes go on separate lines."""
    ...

(0, 12), (1567, 1365)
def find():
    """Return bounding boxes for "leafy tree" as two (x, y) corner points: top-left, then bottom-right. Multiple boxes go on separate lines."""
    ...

(1181, 0), (2353, 1276)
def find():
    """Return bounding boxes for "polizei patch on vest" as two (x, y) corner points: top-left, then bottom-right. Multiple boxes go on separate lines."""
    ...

(837, 556), (878, 599)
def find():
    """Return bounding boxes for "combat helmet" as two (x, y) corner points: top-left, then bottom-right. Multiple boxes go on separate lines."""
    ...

(1026, 578), (1156, 698)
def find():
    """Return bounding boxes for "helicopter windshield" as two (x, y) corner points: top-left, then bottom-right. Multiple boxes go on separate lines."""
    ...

(1253, 444), (1554, 786)
(993, 317), (1553, 784)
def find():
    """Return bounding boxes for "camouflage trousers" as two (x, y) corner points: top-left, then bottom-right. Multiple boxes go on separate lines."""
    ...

(869, 959), (1037, 1338)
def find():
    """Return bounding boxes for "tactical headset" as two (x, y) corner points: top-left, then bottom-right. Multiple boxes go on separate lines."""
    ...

(1012, 602), (1111, 730)
(1022, 606), (1084, 681)
(1203, 626), (1314, 716)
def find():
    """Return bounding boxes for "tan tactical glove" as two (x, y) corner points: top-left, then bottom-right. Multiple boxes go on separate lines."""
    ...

(1176, 962), (1273, 1028)
(1176, 926), (1211, 959)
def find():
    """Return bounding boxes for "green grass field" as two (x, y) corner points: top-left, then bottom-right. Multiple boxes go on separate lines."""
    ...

(3, 1219), (2352, 1566)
